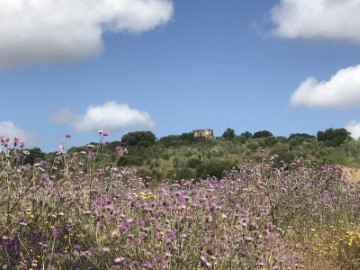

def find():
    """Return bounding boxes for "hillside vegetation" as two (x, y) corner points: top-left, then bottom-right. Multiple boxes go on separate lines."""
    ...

(24, 128), (360, 185)
(2, 129), (360, 268)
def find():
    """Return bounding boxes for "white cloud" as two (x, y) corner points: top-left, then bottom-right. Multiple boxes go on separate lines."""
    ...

(270, 0), (360, 43)
(0, 121), (37, 147)
(290, 65), (360, 108)
(0, 0), (173, 68)
(50, 101), (156, 132)
(345, 121), (360, 139)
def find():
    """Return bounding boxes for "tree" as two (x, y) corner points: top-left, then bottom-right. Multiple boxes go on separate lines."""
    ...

(253, 130), (273, 138)
(121, 131), (156, 147)
(204, 159), (233, 179)
(22, 147), (46, 165)
(288, 133), (316, 147)
(288, 133), (315, 140)
(240, 131), (252, 140)
(222, 128), (235, 139)
(317, 128), (351, 147)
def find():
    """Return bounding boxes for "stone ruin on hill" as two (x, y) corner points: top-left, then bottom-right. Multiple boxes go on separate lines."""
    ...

(192, 129), (214, 140)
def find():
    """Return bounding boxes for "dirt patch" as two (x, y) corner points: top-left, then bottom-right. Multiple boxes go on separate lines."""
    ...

(342, 167), (360, 183)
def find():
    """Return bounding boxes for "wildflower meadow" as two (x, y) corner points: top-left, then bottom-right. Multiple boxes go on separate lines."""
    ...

(1, 134), (360, 269)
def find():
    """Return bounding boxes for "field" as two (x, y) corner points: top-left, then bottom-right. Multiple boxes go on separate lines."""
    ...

(1, 140), (360, 269)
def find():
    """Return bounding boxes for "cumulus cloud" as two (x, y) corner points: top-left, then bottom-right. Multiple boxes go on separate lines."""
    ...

(270, 0), (360, 43)
(50, 101), (156, 132)
(346, 121), (360, 139)
(0, 121), (37, 147)
(290, 65), (360, 108)
(0, 0), (173, 68)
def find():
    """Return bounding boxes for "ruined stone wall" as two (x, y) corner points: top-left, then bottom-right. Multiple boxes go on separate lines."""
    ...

(192, 129), (214, 140)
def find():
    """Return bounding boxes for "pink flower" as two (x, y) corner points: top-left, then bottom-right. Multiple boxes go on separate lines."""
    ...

(88, 150), (96, 161)
(51, 227), (59, 238)
(116, 146), (128, 155)
(113, 257), (125, 264)
(101, 247), (110, 254)
(103, 131), (109, 137)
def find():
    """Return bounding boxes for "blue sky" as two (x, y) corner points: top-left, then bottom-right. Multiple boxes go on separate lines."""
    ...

(1, 0), (360, 152)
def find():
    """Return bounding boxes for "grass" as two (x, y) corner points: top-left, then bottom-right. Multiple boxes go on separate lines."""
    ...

(1, 136), (360, 269)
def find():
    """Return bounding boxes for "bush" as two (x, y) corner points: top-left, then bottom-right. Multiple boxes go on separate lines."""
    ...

(222, 128), (236, 139)
(253, 130), (273, 138)
(317, 128), (351, 147)
(204, 159), (233, 179)
(121, 131), (156, 147)
(187, 158), (202, 169)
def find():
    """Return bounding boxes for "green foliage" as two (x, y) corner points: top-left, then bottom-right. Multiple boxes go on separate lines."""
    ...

(121, 131), (156, 147)
(204, 159), (233, 179)
(36, 128), (360, 181)
(158, 135), (182, 147)
(289, 133), (316, 140)
(22, 147), (46, 165)
(264, 136), (279, 147)
(317, 128), (351, 147)
(173, 167), (197, 180)
(245, 140), (260, 151)
(289, 133), (316, 148)
(270, 146), (295, 168)
(158, 133), (208, 147)
(253, 130), (273, 138)
(222, 128), (236, 139)
(187, 158), (202, 169)
(240, 131), (253, 140)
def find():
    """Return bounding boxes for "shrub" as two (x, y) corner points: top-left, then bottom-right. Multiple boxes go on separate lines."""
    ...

(121, 131), (156, 147)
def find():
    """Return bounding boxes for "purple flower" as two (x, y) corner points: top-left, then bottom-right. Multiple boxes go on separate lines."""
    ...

(65, 134), (71, 138)
(80, 250), (92, 258)
(101, 247), (110, 254)
(265, 233), (276, 243)
(51, 227), (59, 238)
(88, 150), (96, 161)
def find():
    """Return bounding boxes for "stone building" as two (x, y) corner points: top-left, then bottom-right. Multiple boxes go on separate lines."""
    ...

(192, 129), (214, 140)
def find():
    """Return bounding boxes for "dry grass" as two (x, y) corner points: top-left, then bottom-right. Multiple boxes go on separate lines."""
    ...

(342, 166), (360, 183)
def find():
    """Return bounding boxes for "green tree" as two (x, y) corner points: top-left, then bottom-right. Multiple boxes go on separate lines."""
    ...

(288, 133), (316, 148)
(317, 128), (351, 147)
(121, 131), (156, 147)
(240, 131), (252, 140)
(222, 128), (235, 139)
(22, 147), (46, 165)
(253, 130), (273, 138)
(288, 133), (315, 140)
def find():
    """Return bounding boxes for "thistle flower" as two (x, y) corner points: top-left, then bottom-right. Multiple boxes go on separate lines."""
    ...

(113, 257), (125, 264)
(101, 247), (111, 254)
